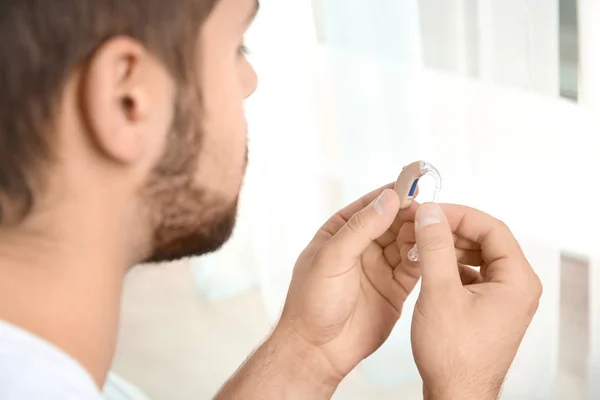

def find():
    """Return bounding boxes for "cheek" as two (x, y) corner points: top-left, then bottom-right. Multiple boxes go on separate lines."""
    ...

(142, 73), (177, 171)
(196, 61), (248, 194)
(207, 66), (247, 156)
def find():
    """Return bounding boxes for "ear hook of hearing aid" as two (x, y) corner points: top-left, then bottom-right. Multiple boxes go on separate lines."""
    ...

(393, 161), (442, 263)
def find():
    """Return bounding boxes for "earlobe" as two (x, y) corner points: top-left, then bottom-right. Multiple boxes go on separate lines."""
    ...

(80, 37), (150, 165)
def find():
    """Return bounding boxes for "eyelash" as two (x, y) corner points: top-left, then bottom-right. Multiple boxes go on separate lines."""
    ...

(238, 44), (250, 56)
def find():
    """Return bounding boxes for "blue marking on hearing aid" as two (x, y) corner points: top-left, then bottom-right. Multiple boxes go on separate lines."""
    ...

(408, 179), (419, 197)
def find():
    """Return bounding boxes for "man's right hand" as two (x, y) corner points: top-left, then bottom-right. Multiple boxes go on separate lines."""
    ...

(398, 203), (543, 400)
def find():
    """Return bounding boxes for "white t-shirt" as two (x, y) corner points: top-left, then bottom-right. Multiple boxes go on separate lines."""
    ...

(0, 319), (101, 400)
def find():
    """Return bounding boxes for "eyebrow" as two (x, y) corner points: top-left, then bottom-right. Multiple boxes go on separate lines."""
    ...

(247, 0), (260, 24)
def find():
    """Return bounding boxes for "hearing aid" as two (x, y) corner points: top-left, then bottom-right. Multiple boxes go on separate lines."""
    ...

(393, 161), (442, 262)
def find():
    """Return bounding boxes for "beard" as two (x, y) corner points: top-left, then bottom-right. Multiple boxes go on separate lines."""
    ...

(142, 183), (239, 264)
(139, 91), (244, 264)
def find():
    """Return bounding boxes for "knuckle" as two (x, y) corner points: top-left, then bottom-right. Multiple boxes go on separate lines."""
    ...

(419, 234), (448, 253)
(530, 272), (543, 300)
(314, 245), (336, 264)
(496, 218), (511, 233)
(496, 219), (518, 241)
(347, 210), (368, 235)
(513, 271), (543, 315)
(314, 242), (345, 266)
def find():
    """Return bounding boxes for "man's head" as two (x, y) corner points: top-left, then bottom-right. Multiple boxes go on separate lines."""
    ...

(0, 0), (258, 264)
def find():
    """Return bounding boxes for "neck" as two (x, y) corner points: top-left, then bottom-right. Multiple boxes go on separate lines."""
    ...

(0, 211), (130, 388)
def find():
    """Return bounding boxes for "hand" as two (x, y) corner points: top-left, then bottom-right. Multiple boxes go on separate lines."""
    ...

(216, 185), (422, 400)
(274, 185), (422, 386)
(398, 203), (543, 400)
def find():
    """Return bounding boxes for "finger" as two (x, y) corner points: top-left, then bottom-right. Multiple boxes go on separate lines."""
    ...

(377, 184), (421, 246)
(377, 199), (419, 249)
(392, 260), (421, 300)
(397, 222), (415, 243)
(458, 264), (483, 285)
(362, 247), (412, 312)
(396, 241), (481, 286)
(438, 204), (529, 282)
(337, 184), (395, 222)
(384, 245), (421, 301)
(400, 243), (483, 267)
(323, 189), (401, 263)
(314, 183), (394, 243)
(455, 250), (484, 267)
(388, 201), (419, 236)
(383, 241), (403, 267)
(398, 222), (480, 251)
(415, 203), (461, 291)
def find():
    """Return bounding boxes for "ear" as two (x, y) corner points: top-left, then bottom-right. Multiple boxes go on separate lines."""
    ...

(80, 36), (175, 165)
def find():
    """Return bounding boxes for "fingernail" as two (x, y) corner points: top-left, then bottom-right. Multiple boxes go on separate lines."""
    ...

(374, 190), (394, 215)
(416, 203), (443, 229)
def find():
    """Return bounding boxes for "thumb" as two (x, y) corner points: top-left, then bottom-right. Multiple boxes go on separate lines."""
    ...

(325, 189), (400, 262)
(415, 203), (461, 291)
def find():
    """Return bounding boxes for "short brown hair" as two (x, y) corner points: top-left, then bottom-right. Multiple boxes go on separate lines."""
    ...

(0, 0), (217, 224)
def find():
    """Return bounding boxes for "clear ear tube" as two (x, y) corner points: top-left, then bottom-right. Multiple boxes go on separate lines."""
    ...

(393, 161), (442, 263)
(420, 161), (442, 203)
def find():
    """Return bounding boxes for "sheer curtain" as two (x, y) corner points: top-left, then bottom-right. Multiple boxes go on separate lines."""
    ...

(320, 1), (562, 397)
(191, 0), (600, 398)
(579, 2), (600, 398)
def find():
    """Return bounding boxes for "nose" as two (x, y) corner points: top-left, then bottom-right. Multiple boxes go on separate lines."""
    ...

(244, 62), (258, 99)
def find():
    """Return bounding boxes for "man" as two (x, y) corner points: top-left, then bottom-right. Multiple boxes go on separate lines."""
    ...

(0, 0), (542, 399)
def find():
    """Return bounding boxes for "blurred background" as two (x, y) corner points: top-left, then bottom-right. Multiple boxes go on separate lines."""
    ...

(104, 0), (600, 399)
